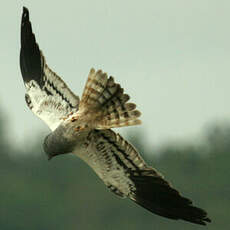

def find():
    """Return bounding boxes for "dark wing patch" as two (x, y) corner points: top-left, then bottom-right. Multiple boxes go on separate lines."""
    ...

(129, 169), (211, 225)
(20, 7), (44, 88)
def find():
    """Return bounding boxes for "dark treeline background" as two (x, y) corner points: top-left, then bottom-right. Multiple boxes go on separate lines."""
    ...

(0, 111), (229, 230)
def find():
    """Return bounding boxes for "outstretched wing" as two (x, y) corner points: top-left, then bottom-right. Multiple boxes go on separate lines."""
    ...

(20, 7), (79, 131)
(80, 129), (211, 225)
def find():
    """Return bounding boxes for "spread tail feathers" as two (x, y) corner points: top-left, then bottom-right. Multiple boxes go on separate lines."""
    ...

(129, 170), (211, 225)
(79, 68), (141, 129)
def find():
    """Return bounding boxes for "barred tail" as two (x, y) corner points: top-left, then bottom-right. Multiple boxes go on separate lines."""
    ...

(79, 68), (141, 129)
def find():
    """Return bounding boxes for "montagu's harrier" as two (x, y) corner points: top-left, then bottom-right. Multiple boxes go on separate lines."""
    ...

(20, 7), (210, 225)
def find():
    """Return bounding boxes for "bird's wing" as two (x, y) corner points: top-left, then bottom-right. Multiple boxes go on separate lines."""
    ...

(81, 129), (211, 225)
(20, 7), (79, 131)
(75, 68), (141, 129)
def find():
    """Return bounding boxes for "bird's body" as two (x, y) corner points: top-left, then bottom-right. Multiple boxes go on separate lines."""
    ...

(20, 7), (211, 226)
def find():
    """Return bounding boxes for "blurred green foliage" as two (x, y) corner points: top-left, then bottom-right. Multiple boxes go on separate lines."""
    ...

(0, 114), (229, 229)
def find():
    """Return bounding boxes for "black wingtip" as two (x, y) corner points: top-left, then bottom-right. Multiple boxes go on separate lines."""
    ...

(21, 7), (30, 47)
(22, 7), (29, 18)
(129, 171), (211, 226)
(21, 7), (29, 32)
(23, 6), (28, 11)
(20, 6), (44, 87)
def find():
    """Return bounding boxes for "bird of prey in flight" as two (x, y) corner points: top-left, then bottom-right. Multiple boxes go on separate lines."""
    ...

(20, 7), (211, 226)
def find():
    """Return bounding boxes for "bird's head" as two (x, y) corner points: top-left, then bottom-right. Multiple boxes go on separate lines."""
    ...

(43, 126), (76, 160)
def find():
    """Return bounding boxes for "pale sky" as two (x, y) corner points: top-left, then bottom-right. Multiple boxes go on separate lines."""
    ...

(1, 0), (230, 152)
